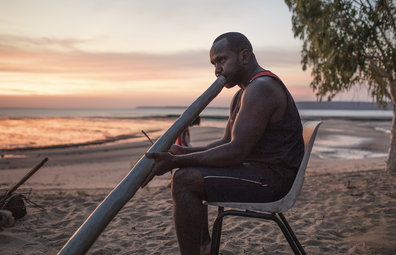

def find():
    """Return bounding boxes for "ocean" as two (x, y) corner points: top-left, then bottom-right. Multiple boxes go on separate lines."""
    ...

(0, 107), (229, 151)
(0, 105), (393, 160)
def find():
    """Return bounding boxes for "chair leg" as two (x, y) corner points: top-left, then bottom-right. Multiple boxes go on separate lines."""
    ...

(278, 213), (306, 255)
(210, 209), (305, 255)
(210, 207), (224, 255)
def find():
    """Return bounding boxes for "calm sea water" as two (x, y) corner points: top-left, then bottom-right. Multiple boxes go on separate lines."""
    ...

(0, 107), (229, 150)
(0, 107), (393, 155)
(0, 107), (230, 118)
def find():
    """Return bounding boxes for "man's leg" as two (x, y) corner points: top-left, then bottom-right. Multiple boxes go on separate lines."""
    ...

(171, 167), (210, 255)
(201, 206), (211, 255)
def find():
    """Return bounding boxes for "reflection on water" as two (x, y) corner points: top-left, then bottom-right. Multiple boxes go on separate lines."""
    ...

(0, 154), (27, 158)
(0, 117), (176, 150)
(375, 127), (391, 134)
(0, 117), (228, 150)
(0, 114), (390, 160)
(313, 134), (388, 159)
(299, 109), (393, 119)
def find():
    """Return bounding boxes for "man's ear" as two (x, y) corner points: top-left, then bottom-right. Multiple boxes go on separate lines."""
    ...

(240, 49), (250, 64)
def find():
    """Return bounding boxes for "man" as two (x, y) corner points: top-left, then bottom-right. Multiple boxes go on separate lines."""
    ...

(142, 32), (304, 255)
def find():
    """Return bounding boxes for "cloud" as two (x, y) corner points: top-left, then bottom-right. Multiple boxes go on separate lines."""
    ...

(1, 34), (302, 78)
(0, 34), (213, 82)
(0, 87), (38, 94)
(0, 34), (94, 51)
(0, 34), (314, 107)
(255, 46), (302, 67)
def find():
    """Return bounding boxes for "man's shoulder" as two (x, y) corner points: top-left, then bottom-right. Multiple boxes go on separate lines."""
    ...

(243, 76), (287, 112)
(250, 74), (281, 86)
(246, 76), (284, 96)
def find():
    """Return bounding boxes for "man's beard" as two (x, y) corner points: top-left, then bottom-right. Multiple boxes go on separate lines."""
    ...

(225, 65), (244, 88)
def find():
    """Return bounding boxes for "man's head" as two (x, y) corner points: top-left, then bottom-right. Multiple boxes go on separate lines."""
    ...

(213, 32), (253, 55)
(210, 32), (257, 89)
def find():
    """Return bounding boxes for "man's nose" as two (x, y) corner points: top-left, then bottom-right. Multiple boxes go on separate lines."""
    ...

(215, 65), (222, 76)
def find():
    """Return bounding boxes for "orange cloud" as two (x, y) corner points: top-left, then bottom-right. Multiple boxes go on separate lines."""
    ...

(0, 34), (210, 82)
(0, 34), (309, 81)
(0, 34), (318, 107)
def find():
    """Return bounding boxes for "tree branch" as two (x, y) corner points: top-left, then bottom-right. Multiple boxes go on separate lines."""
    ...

(367, 1), (395, 51)
(366, 55), (391, 79)
(358, 2), (392, 74)
(382, 0), (396, 37)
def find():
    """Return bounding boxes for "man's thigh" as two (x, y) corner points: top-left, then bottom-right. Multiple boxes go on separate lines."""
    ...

(199, 163), (293, 203)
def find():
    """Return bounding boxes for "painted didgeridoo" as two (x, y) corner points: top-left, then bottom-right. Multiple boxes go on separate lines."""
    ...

(58, 75), (226, 255)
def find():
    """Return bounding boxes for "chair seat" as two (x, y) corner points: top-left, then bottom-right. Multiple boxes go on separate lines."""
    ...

(205, 194), (297, 213)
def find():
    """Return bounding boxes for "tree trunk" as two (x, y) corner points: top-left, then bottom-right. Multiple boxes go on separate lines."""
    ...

(387, 112), (396, 172)
(387, 80), (396, 172)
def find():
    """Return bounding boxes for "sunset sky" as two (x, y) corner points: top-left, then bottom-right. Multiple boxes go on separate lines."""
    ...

(0, 0), (372, 109)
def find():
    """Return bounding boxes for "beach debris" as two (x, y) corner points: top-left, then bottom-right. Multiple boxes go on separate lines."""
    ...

(0, 158), (48, 220)
(0, 209), (15, 228)
(351, 192), (364, 197)
(76, 190), (89, 197)
(141, 130), (154, 145)
(4, 158), (48, 199)
(347, 180), (357, 189)
(0, 192), (27, 219)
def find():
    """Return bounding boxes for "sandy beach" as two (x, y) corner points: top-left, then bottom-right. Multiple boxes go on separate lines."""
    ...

(1, 119), (395, 254)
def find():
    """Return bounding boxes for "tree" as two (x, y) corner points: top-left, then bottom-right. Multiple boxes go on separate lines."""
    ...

(285, 0), (396, 172)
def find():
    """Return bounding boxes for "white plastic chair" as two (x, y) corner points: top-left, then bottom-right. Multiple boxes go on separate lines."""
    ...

(206, 121), (322, 255)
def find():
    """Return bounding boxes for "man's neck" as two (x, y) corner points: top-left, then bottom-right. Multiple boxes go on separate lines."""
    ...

(239, 65), (265, 90)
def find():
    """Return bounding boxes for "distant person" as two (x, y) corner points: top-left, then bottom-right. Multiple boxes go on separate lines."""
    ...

(143, 32), (304, 255)
(176, 116), (201, 147)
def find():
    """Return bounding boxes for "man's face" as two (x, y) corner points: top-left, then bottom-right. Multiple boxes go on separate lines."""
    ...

(210, 39), (243, 89)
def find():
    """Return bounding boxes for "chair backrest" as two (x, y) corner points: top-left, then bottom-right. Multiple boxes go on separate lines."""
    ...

(205, 121), (322, 213)
(277, 121), (322, 212)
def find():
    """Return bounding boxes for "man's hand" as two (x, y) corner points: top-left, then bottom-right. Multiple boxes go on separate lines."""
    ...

(141, 152), (175, 188)
(169, 144), (190, 155)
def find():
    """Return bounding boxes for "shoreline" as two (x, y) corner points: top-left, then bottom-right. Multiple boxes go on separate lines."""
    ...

(0, 117), (391, 152)
(0, 120), (391, 189)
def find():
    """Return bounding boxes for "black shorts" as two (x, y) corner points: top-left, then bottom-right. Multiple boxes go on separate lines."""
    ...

(199, 163), (297, 203)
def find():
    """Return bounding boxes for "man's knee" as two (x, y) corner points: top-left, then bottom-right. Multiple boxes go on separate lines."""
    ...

(172, 167), (205, 197)
(172, 167), (202, 188)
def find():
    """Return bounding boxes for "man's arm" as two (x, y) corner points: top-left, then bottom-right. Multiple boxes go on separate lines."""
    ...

(167, 77), (285, 167)
(169, 118), (232, 155)
(143, 77), (286, 179)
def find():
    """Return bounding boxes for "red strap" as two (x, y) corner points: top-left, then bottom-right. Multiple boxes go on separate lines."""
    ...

(176, 127), (190, 146)
(176, 136), (182, 145)
(250, 71), (279, 82)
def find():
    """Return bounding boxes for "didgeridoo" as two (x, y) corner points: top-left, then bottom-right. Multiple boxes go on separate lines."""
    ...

(58, 75), (226, 255)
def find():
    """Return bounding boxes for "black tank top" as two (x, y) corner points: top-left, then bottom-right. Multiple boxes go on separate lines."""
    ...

(229, 71), (304, 170)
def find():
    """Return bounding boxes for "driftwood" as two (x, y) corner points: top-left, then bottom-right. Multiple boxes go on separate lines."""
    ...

(2, 158), (48, 200)
(58, 76), (226, 255)
(0, 158), (48, 220)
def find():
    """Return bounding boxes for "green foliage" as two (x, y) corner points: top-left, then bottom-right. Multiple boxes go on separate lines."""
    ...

(285, 0), (396, 108)
(76, 190), (89, 196)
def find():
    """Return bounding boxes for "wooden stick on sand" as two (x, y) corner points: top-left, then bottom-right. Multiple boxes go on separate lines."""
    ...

(58, 76), (226, 255)
(3, 158), (48, 200)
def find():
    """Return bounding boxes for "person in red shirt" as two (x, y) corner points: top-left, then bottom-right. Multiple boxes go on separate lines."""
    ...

(176, 116), (201, 147)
